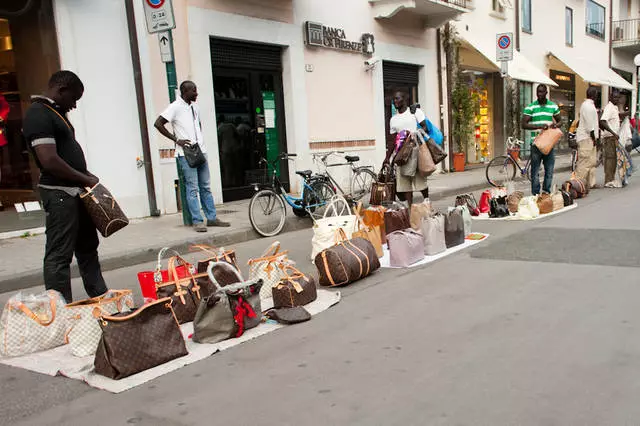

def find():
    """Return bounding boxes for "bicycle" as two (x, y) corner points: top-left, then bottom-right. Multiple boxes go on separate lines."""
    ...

(248, 153), (335, 237)
(485, 137), (545, 187)
(312, 151), (377, 204)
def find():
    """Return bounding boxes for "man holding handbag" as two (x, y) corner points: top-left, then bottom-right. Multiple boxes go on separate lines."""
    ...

(155, 81), (230, 232)
(384, 91), (430, 206)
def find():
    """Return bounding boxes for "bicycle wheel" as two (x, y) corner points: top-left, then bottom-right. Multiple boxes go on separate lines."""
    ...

(248, 189), (286, 237)
(304, 181), (336, 219)
(486, 156), (517, 187)
(350, 168), (376, 202)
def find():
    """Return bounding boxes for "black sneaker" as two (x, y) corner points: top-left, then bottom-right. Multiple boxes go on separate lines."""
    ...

(207, 219), (231, 227)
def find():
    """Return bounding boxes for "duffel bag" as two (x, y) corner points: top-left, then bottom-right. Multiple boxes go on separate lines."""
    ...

(563, 177), (588, 199)
(537, 193), (554, 214)
(272, 265), (318, 308)
(315, 230), (380, 287)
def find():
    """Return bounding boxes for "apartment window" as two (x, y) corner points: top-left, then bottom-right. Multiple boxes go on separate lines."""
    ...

(566, 7), (573, 46)
(586, 0), (606, 40)
(522, 0), (532, 33)
(492, 0), (504, 14)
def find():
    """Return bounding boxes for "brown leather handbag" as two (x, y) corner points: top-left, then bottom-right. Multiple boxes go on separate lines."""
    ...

(315, 230), (380, 287)
(362, 206), (387, 244)
(272, 266), (318, 308)
(394, 132), (417, 166)
(551, 192), (564, 211)
(79, 183), (129, 237)
(192, 244), (243, 291)
(155, 256), (202, 324)
(94, 297), (188, 380)
(353, 203), (383, 258)
(384, 204), (410, 235)
(537, 193), (554, 214)
(370, 164), (395, 206)
(507, 191), (524, 213)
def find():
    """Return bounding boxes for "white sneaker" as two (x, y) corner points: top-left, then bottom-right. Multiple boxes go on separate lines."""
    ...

(604, 182), (616, 188)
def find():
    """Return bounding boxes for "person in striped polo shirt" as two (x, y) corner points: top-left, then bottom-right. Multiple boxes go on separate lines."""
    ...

(522, 84), (561, 194)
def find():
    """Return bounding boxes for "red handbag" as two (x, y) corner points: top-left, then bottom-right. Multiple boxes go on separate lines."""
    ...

(478, 190), (491, 214)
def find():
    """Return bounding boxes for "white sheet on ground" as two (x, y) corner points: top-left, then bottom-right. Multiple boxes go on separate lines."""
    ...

(472, 203), (577, 221)
(0, 289), (341, 394)
(379, 233), (490, 269)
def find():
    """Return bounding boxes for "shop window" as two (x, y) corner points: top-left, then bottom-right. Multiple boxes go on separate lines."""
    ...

(519, 82), (533, 159)
(566, 7), (573, 46)
(460, 70), (493, 164)
(586, 0), (606, 40)
(521, 0), (532, 33)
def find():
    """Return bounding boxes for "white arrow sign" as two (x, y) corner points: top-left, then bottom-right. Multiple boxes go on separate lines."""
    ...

(158, 31), (173, 63)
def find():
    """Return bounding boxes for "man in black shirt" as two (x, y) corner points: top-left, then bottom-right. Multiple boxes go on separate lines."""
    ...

(23, 71), (107, 302)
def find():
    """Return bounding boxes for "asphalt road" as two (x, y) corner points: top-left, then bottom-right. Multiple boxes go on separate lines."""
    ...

(1, 174), (639, 426)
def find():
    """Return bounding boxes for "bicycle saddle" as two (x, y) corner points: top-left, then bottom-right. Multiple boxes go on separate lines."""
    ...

(345, 155), (360, 163)
(295, 170), (313, 178)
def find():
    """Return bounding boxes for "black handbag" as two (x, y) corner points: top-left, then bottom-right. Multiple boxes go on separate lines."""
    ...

(489, 196), (510, 218)
(183, 143), (206, 168)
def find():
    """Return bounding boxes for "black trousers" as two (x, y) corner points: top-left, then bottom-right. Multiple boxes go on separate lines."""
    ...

(40, 188), (107, 302)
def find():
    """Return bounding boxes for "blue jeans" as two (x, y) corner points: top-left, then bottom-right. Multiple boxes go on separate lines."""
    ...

(530, 145), (555, 195)
(177, 154), (217, 224)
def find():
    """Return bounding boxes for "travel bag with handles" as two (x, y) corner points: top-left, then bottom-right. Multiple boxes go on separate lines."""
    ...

(387, 229), (425, 267)
(563, 175), (588, 199)
(155, 255), (202, 324)
(398, 137), (419, 177)
(409, 201), (433, 231)
(311, 195), (357, 260)
(79, 183), (129, 238)
(421, 213), (447, 256)
(370, 164), (395, 206)
(445, 208), (465, 248)
(192, 244), (243, 289)
(247, 241), (293, 302)
(0, 290), (67, 357)
(455, 193), (479, 216)
(384, 204), (410, 235)
(507, 191), (524, 213)
(394, 131), (417, 167)
(137, 247), (197, 301)
(315, 229), (380, 287)
(417, 137), (436, 177)
(517, 196), (540, 220)
(537, 193), (554, 214)
(561, 189), (574, 206)
(551, 192), (565, 211)
(533, 127), (563, 155)
(93, 297), (188, 380)
(362, 205), (387, 244)
(64, 289), (134, 357)
(192, 262), (263, 345)
(353, 203), (383, 258)
(418, 128), (447, 165)
(272, 265), (318, 309)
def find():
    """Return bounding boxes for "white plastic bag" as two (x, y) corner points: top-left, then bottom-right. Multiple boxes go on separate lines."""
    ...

(517, 196), (540, 220)
(0, 290), (67, 357)
(311, 195), (356, 260)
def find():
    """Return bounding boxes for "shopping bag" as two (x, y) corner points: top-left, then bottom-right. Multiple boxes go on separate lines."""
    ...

(353, 203), (383, 258)
(311, 195), (356, 260)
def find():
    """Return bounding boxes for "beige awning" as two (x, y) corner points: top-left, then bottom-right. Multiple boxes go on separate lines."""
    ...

(550, 51), (634, 90)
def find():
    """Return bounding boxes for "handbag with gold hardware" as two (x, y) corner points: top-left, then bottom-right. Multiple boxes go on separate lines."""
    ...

(94, 297), (188, 380)
(353, 203), (383, 258)
(192, 244), (243, 289)
(272, 265), (318, 308)
(248, 241), (294, 302)
(79, 183), (129, 237)
(155, 256), (202, 324)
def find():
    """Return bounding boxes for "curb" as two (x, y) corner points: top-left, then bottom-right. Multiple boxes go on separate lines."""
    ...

(0, 164), (573, 293)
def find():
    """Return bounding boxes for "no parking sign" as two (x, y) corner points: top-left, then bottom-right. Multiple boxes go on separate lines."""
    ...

(496, 32), (513, 62)
(143, 0), (176, 34)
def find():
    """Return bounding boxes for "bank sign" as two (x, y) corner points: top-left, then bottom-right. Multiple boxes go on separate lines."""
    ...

(304, 22), (375, 55)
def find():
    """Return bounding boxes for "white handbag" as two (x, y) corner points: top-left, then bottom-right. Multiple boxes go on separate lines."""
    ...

(64, 289), (134, 357)
(517, 196), (540, 220)
(248, 241), (294, 302)
(0, 290), (67, 357)
(310, 195), (356, 260)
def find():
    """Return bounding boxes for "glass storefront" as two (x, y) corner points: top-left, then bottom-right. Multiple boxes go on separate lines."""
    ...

(549, 70), (576, 152)
(0, 1), (60, 232)
(460, 70), (495, 165)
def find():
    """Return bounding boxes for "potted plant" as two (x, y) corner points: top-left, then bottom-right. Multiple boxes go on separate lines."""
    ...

(451, 75), (477, 172)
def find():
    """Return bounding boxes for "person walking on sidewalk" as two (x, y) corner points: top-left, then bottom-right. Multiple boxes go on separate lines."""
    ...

(155, 81), (230, 232)
(22, 71), (107, 303)
(575, 87), (600, 189)
(521, 84), (561, 195)
(384, 90), (429, 206)
(600, 89), (621, 188)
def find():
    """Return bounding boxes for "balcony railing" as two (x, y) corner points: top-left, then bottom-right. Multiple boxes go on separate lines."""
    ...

(443, 0), (468, 8)
(586, 22), (606, 40)
(612, 19), (640, 44)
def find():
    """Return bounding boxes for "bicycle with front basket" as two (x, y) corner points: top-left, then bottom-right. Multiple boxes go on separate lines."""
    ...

(248, 153), (335, 237)
(312, 151), (377, 204)
(485, 137), (545, 187)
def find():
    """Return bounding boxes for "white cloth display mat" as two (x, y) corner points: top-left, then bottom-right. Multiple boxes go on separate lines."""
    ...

(0, 290), (341, 394)
(379, 233), (490, 269)
(472, 203), (578, 221)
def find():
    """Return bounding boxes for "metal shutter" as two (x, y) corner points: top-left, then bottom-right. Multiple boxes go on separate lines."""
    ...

(383, 61), (420, 85)
(210, 38), (282, 71)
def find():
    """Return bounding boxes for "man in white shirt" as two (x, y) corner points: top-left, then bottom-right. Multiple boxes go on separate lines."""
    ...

(384, 91), (429, 205)
(155, 81), (230, 232)
(599, 89), (621, 187)
(575, 86), (600, 189)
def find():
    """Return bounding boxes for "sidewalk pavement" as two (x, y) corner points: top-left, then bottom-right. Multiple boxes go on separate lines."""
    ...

(0, 153), (575, 292)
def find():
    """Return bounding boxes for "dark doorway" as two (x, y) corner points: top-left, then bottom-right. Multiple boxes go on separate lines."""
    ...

(382, 61), (420, 152)
(210, 38), (288, 202)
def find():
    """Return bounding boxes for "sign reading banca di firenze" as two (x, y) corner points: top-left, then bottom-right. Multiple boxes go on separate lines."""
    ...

(305, 21), (375, 55)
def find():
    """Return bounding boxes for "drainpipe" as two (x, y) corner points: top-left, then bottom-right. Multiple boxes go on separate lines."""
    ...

(515, 0), (520, 51)
(125, 0), (160, 216)
(436, 27), (448, 171)
(609, 0), (613, 69)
